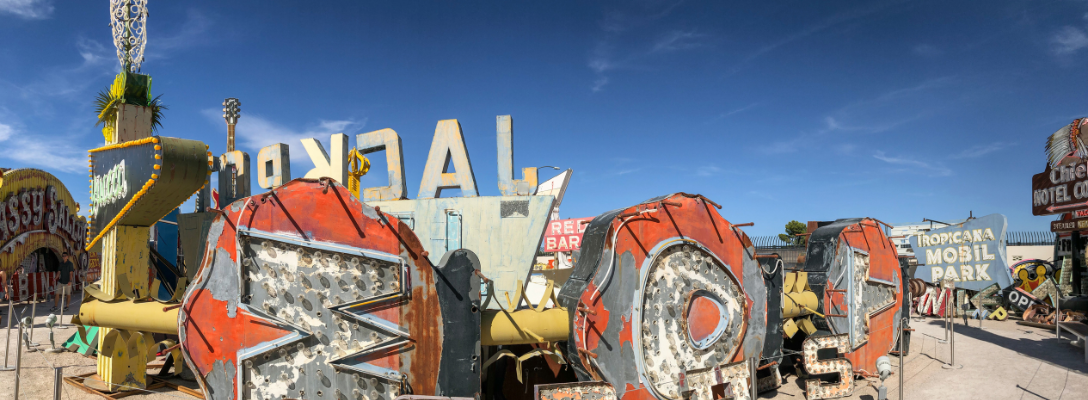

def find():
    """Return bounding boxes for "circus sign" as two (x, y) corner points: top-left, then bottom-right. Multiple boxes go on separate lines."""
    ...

(0, 169), (87, 274)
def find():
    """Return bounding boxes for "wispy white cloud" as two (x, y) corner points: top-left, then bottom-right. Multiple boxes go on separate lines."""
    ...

(695, 165), (722, 177)
(834, 143), (857, 155)
(754, 77), (952, 155)
(719, 102), (761, 119)
(0, 36), (114, 106)
(873, 150), (951, 177)
(0, 121), (12, 141)
(146, 9), (214, 61)
(0, 0), (53, 20)
(589, 2), (701, 92)
(730, 1), (900, 75)
(948, 142), (1013, 159)
(651, 30), (706, 53)
(1052, 26), (1088, 55)
(200, 109), (367, 151)
(845, 76), (957, 110)
(912, 44), (942, 57)
(0, 119), (86, 173)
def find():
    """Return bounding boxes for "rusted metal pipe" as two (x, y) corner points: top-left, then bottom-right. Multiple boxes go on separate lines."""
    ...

(578, 349), (598, 359)
(659, 201), (683, 208)
(162, 304), (182, 312)
(577, 305), (597, 315)
(733, 222), (754, 227)
(473, 270), (491, 284)
(753, 254), (779, 259)
(158, 343), (181, 355)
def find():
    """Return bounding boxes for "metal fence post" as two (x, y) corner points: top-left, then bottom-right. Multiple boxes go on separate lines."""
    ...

(942, 297), (962, 369)
(749, 357), (758, 400)
(57, 287), (68, 330)
(899, 318), (905, 400)
(53, 366), (64, 400)
(14, 321), (24, 400)
(2, 297), (13, 371)
(27, 293), (39, 348)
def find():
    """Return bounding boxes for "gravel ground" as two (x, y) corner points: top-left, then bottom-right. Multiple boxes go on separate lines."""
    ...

(2, 301), (1087, 400)
(768, 316), (1088, 399)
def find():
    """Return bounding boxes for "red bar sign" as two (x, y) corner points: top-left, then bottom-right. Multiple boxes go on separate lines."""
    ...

(543, 217), (593, 252)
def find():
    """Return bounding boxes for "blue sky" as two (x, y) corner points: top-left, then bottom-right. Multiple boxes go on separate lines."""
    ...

(0, 1), (1083, 237)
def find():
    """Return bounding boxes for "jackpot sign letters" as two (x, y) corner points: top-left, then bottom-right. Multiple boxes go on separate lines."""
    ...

(908, 213), (1013, 290)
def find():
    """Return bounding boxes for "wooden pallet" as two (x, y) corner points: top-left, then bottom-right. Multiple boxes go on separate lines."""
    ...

(63, 372), (168, 400)
(63, 372), (204, 399)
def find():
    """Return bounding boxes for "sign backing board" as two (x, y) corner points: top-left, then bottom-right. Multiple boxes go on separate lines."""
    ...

(1032, 163), (1088, 215)
(907, 213), (1013, 290)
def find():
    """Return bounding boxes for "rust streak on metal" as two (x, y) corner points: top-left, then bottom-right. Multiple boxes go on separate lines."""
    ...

(577, 349), (598, 359)
(473, 269), (491, 284)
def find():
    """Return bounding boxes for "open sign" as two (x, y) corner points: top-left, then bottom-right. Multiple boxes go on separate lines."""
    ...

(543, 217), (593, 252)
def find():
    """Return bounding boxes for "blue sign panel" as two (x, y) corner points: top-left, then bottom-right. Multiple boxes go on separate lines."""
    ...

(908, 213), (1012, 290)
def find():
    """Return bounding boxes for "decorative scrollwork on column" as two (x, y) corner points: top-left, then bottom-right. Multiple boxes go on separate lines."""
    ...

(110, 0), (148, 72)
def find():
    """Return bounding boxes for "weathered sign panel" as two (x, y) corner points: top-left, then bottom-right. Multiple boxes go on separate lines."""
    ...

(1052, 217), (1088, 232)
(542, 217), (592, 252)
(1032, 162), (1088, 215)
(907, 213), (1012, 290)
(87, 136), (208, 249)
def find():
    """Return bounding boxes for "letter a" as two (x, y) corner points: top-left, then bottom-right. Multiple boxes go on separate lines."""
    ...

(418, 120), (479, 198)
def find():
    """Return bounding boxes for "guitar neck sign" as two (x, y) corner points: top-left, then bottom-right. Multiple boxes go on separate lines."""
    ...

(86, 136), (208, 250)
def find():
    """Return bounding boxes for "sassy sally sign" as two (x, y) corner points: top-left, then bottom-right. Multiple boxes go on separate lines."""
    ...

(907, 213), (1012, 290)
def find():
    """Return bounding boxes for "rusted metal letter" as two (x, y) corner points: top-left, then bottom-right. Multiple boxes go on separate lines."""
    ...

(356, 128), (408, 201)
(418, 120), (478, 198)
(256, 143), (291, 189)
(301, 133), (349, 184)
(802, 334), (854, 399)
